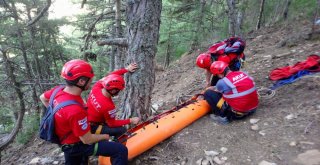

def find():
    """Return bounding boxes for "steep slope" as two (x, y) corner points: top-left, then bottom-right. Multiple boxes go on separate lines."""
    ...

(133, 20), (320, 165)
(2, 19), (320, 165)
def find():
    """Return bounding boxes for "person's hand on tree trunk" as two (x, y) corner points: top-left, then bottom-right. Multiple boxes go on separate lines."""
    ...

(126, 63), (138, 72)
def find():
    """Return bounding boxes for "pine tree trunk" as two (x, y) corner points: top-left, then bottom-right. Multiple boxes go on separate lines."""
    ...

(115, 0), (122, 36)
(120, 0), (162, 120)
(256, 0), (265, 30)
(236, 11), (244, 36)
(164, 34), (171, 68)
(283, 0), (291, 20)
(311, 0), (320, 39)
(114, 0), (126, 69)
(235, 0), (247, 36)
(226, 0), (236, 36)
(164, 16), (173, 68)
(109, 46), (116, 71)
(271, 1), (281, 24)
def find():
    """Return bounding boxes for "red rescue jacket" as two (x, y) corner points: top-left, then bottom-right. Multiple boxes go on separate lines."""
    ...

(222, 71), (259, 112)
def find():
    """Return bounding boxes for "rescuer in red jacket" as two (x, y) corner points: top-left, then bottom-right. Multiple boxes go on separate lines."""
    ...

(39, 59), (128, 165)
(201, 61), (258, 124)
(196, 37), (246, 87)
(87, 63), (140, 139)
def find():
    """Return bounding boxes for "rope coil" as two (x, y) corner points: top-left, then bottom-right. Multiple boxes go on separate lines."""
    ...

(257, 87), (276, 99)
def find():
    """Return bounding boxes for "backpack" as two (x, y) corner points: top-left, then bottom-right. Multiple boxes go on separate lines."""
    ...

(39, 85), (81, 144)
(208, 41), (226, 55)
(224, 37), (246, 54)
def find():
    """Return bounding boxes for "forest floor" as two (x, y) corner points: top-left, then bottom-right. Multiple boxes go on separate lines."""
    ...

(2, 19), (320, 165)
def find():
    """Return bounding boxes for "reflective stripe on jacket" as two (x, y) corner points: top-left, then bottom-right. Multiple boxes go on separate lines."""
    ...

(222, 71), (259, 112)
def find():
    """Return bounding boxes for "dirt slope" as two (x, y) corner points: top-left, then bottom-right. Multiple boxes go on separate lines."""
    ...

(133, 20), (320, 165)
(2, 19), (320, 165)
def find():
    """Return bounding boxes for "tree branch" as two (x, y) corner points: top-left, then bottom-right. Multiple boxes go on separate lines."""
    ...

(26, 0), (51, 27)
(81, 0), (87, 8)
(0, 50), (26, 151)
(96, 38), (128, 47)
(83, 12), (105, 51)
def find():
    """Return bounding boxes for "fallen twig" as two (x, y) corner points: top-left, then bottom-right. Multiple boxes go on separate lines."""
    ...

(304, 120), (315, 134)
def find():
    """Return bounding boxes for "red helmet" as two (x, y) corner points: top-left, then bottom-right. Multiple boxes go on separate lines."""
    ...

(196, 53), (212, 69)
(61, 59), (94, 80)
(210, 61), (228, 75)
(100, 74), (125, 90)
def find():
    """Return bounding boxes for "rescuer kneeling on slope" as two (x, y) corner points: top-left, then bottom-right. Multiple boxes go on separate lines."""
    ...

(202, 61), (259, 124)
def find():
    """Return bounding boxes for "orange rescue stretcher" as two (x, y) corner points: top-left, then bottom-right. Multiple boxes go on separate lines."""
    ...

(99, 98), (210, 165)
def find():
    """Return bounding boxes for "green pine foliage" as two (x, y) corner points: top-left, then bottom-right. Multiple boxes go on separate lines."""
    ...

(290, 0), (318, 19)
(157, 0), (319, 66)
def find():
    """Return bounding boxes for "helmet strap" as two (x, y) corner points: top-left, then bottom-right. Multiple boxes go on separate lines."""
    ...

(107, 89), (120, 97)
(65, 77), (90, 91)
(74, 84), (86, 90)
(223, 67), (230, 77)
(79, 78), (90, 91)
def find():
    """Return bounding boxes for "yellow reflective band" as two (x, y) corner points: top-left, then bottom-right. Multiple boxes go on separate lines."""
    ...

(216, 98), (225, 109)
(231, 109), (245, 116)
(95, 125), (103, 134)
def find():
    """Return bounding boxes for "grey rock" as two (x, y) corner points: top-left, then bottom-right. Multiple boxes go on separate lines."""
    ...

(250, 118), (260, 124)
(204, 150), (219, 156)
(220, 147), (228, 154)
(251, 124), (259, 131)
(201, 159), (210, 165)
(294, 149), (320, 165)
(213, 156), (225, 165)
(29, 157), (40, 164)
(196, 158), (203, 165)
(258, 160), (277, 165)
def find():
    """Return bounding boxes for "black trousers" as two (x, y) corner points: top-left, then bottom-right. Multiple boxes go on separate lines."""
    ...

(62, 141), (128, 165)
(203, 89), (255, 121)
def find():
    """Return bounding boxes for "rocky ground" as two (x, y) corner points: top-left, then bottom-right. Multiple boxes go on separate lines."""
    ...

(2, 19), (320, 165)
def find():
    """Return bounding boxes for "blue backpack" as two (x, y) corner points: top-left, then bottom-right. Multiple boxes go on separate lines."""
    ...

(39, 86), (81, 144)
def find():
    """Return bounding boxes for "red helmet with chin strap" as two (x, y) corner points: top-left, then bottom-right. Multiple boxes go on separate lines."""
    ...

(196, 53), (212, 69)
(100, 74), (125, 90)
(61, 59), (94, 80)
(210, 61), (229, 75)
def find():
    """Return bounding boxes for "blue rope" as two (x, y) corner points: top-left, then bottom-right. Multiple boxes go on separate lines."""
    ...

(270, 70), (311, 90)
